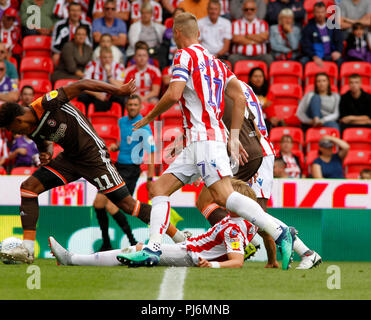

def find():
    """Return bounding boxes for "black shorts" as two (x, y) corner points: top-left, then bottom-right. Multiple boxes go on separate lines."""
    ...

(235, 156), (263, 182)
(33, 152), (130, 202)
(114, 163), (141, 196)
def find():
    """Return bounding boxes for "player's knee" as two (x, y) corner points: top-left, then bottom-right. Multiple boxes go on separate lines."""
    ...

(115, 195), (135, 214)
(93, 193), (107, 209)
(20, 177), (43, 195)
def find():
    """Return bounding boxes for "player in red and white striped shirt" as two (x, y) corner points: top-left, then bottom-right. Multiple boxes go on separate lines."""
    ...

(92, 0), (130, 21)
(119, 12), (293, 270)
(124, 45), (161, 103)
(229, 0), (273, 68)
(130, 0), (163, 24)
(219, 0), (229, 16)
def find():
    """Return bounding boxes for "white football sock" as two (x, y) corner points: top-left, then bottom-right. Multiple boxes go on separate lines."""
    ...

(23, 240), (35, 255)
(148, 196), (171, 250)
(172, 230), (186, 243)
(293, 236), (311, 257)
(71, 249), (126, 266)
(226, 191), (282, 240)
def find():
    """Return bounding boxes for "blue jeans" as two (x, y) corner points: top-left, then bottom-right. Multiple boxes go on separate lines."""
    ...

(306, 94), (340, 130)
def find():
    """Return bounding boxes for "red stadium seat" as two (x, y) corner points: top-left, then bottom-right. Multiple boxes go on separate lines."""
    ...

(70, 100), (86, 115)
(342, 128), (371, 151)
(304, 83), (339, 95)
(22, 35), (52, 57)
(305, 150), (320, 176)
(344, 150), (371, 175)
(269, 127), (304, 151)
(53, 144), (64, 158)
(88, 102), (122, 119)
(304, 61), (338, 86)
(269, 61), (303, 85)
(141, 102), (155, 117)
(340, 62), (371, 86)
(160, 103), (183, 126)
(305, 127), (340, 153)
(265, 104), (301, 126)
(19, 79), (52, 99)
(54, 79), (78, 89)
(8, 56), (18, 70)
(20, 57), (53, 79)
(267, 83), (303, 105)
(233, 60), (268, 83)
(340, 84), (371, 95)
(10, 167), (37, 175)
(90, 113), (119, 126)
(93, 123), (120, 141)
(346, 172), (360, 179)
(0, 167), (7, 175)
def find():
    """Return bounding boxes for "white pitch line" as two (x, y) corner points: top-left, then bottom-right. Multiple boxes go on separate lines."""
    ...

(157, 267), (187, 300)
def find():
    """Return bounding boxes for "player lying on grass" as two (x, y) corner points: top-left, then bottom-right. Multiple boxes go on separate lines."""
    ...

(0, 79), (189, 264)
(49, 179), (258, 268)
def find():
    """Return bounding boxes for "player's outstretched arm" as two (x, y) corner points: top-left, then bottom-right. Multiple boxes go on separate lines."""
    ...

(133, 81), (186, 131)
(62, 79), (136, 101)
(197, 253), (244, 268)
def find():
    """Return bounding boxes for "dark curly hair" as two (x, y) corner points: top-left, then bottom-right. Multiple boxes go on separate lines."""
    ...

(0, 102), (25, 129)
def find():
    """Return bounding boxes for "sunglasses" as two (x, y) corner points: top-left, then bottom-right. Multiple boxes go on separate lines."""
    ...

(243, 8), (256, 12)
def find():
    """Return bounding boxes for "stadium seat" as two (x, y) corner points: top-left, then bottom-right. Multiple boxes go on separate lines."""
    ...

(267, 83), (303, 105)
(160, 103), (183, 127)
(346, 172), (360, 179)
(305, 150), (320, 176)
(53, 144), (64, 158)
(20, 57), (54, 80)
(304, 83), (339, 95)
(92, 123), (120, 141)
(342, 128), (371, 151)
(70, 100), (86, 115)
(269, 61), (303, 85)
(340, 62), (371, 86)
(304, 61), (338, 86)
(90, 113), (119, 126)
(344, 150), (371, 175)
(54, 79), (78, 89)
(87, 102), (122, 119)
(141, 102), (155, 117)
(269, 127), (304, 151)
(9, 56), (18, 70)
(340, 84), (371, 95)
(19, 79), (52, 99)
(233, 60), (268, 83)
(10, 167), (37, 175)
(265, 104), (301, 126)
(305, 127), (340, 153)
(22, 35), (52, 57)
(0, 167), (6, 175)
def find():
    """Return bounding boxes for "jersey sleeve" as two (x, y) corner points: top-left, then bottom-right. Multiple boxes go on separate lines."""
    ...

(170, 50), (192, 83)
(41, 87), (69, 111)
(223, 226), (245, 256)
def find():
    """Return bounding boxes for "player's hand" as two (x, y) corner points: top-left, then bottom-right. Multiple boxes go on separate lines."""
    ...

(39, 152), (52, 166)
(132, 115), (152, 131)
(264, 261), (279, 269)
(16, 148), (27, 156)
(239, 141), (249, 166)
(227, 138), (240, 165)
(118, 79), (136, 96)
(197, 257), (211, 268)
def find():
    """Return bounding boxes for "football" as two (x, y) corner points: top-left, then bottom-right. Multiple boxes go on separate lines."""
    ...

(0, 237), (23, 265)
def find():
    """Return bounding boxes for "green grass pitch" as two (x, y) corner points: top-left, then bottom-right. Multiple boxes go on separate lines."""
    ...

(0, 259), (370, 300)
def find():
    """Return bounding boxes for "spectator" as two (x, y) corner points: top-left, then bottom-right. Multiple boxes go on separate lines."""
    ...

(0, 0), (11, 20)
(198, 0), (232, 59)
(266, 0), (305, 27)
(269, 8), (301, 61)
(0, 8), (22, 62)
(345, 23), (371, 62)
(311, 135), (350, 179)
(297, 73), (340, 130)
(0, 128), (8, 170)
(53, 0), (89, 20)
(0, 42), (18, 84)
(92, 0), (128, 53)
(273, 158), (288, 178)
(124, 44), (162, 103)
(79, 47), (126, 112)
(178, 0), (209, 20)
(92, 33), (124, 65)
(339, 73), (371, 131)
(127, 41), (161, 67)
(229, 0), (273, 68)
(0, 60), (18, 103)
(8, 134), (40, 167)
(18, 85), (34, 107)
(51, 1), (92, 65)
(248, 67), (271, 110)
(126, 2), (165, 59)
(340, 0), (371, 34)
(51, 25), (92, 83)
(92, 0), (130, 22)
(278, 135), (302, 178)
(131, 0), (163, 24)
(360, 168), (371, 179)
(230, 0), (267, 21)
(21, 0), (57, 37)
(300, 2), (343, 68)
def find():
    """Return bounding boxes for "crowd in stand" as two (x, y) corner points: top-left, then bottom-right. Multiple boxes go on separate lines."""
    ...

(0, 0), (370, 180)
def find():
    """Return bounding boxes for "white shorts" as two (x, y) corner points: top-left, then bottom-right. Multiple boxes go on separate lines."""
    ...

(164, 140), (233, 187)
(158, 243), (195, 267)
(250, 154), (274, 199)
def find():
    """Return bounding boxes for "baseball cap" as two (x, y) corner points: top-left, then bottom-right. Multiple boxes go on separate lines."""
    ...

(319, 139), (334, 149)
(4, 8), (18, 18)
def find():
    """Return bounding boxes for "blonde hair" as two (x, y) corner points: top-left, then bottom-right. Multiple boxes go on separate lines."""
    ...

(278, 8), (294, 24)
(173, 12), (199, 39)
(231, 178), (257, 202)
(141, 2), (153, 13)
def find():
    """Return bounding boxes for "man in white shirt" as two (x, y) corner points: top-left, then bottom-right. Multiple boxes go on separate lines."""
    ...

(198, 0), (232, 59)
